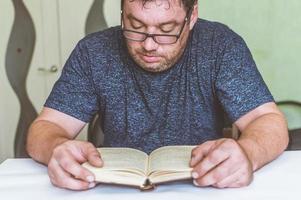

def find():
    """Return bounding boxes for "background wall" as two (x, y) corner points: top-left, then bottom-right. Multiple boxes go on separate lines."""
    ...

(199, 0), (301, 102)
(1, 0), (300, 162)
(0, 0), (120, 162)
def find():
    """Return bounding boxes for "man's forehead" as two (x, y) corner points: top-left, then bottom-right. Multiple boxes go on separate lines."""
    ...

(123, 0), (189, 27)
(124, 0), (184, 11)
(123, 0), (187, 21)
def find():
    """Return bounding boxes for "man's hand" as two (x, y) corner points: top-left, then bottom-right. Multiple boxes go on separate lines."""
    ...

(48, 140), (103, 190)
(190, 138), (253, 188)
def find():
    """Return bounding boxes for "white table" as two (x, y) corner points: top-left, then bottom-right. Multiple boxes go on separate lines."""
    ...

(0, 151), (300, 200)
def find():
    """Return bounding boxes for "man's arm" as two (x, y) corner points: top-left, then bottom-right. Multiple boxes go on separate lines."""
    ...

(27, 107), (85, 164)
(235, 102), (289, 171)
(190, 102), (289, 188)
(26, 107), (103, 190)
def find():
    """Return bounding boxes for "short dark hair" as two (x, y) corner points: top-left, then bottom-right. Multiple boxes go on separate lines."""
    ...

(121, 0), (197, 11)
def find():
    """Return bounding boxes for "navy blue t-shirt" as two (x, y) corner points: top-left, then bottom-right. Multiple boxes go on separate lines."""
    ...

(45, 19), (274, 154)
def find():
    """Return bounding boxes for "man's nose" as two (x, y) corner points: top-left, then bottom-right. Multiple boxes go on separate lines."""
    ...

(142, 36), (159, 52)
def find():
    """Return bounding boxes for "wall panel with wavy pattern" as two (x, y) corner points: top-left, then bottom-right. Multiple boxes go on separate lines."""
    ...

(86, 0), (108, 35)
(5, 0), (37, 158)
(0, 0), (120, 161)
(0, 0), (19, 162)
(0, 0), (120, 162)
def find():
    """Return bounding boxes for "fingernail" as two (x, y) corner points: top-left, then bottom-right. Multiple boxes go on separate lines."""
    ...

(192, 172), (199, 179)
(193, 180), (200, 186)
(89, 182), (96, 188)
(86, 176), (94, 182)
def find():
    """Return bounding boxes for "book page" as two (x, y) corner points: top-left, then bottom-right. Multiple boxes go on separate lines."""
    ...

(87, 170), (147, 188)
(83, 148), (149, 175)
(148, 146), (195, 175)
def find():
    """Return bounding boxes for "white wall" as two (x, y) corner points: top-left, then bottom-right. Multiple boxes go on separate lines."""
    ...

(199, 0), (301, 102)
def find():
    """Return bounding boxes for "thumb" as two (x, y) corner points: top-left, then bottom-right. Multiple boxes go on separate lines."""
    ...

(88, 149), (103, 167)
(190, 141), (215, 167)
(84, 144), (103, 167)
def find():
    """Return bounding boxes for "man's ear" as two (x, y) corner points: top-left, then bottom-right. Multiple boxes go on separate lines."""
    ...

(189, 3), (198, 30)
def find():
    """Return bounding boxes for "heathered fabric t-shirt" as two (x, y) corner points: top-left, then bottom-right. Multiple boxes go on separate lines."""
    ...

(45, 19), (274, 154)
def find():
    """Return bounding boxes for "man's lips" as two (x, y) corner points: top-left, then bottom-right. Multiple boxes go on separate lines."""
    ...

(141, 54), (161, 63)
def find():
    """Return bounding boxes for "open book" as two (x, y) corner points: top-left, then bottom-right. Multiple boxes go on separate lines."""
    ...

(82, 145), (195, 190)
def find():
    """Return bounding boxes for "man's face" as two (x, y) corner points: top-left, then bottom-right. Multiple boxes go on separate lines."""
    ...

(122, 0), (197, 73)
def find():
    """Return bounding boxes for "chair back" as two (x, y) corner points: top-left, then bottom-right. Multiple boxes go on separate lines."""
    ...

(277, 101), (301, 150)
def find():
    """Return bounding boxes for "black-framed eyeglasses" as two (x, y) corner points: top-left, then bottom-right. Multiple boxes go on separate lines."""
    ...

(121, 8), (192, 45)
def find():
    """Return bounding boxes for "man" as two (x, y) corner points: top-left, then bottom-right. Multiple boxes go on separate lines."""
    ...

(27, 0), (288, 190)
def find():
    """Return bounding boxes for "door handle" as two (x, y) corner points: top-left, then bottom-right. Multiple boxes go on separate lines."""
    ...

(38, 65), (58, 73)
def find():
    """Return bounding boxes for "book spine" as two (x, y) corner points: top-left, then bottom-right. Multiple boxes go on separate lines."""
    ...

(140, 178), (155, 191)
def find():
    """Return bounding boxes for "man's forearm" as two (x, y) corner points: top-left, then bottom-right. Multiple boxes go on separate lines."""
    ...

(26, 120), (71, 165)
(237, 113), (289, 171)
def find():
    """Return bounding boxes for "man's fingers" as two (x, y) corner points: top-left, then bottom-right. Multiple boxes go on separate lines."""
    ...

(49, 160), (95, 190)
(192, 139), (254, 188)
(58, 153), (96, 183)
(213, 168), (253, 188)
(194, 159), (238, 187)
(211, 169), (240, 188)
(190, 141), (215, 167)
(192, 147), (229, 178)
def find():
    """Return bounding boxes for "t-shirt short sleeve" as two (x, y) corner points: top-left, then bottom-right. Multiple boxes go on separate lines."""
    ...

(215, 34), (274, 123)
(44, 41), (99, 122)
